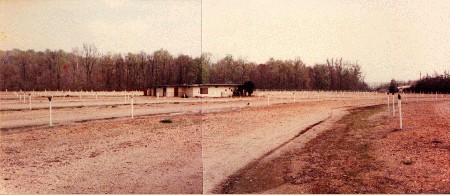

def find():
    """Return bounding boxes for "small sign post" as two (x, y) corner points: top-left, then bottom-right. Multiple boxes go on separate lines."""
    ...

(29, 93), (32, 110)
(293, 92), (296, 103)
(387, 92), (390, 112)
(392, 93), (395, 116)
(48, 96), (53, 126)
(398, 94), (402, 129)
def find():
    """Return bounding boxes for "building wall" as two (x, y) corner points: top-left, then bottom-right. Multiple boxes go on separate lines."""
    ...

(151, 87), (182, 97)
(166, 87), (175, 97)
(155, 87), (163, 97)
(148, 85), (237, 97)
(183, 87), (194, 97)
(192, 86), (235, 97)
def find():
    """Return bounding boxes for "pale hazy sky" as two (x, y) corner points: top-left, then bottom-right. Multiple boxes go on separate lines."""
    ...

(1, 0), (449, 83)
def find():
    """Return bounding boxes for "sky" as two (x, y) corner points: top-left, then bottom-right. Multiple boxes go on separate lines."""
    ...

(1, 0), (449, 83)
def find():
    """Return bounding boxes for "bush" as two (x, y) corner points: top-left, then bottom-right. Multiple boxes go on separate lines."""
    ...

(159, 119), (173, 123)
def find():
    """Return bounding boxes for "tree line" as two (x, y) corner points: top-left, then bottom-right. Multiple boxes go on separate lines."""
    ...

(209, 55), (367, 91)
(0, 44), (368, 91)
(410, 72), (450, 93)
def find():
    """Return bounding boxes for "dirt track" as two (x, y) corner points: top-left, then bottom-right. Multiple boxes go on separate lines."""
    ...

(1, 90), (448, 193)
(202, 102), (346, 193)
(217, 101), (450, 194)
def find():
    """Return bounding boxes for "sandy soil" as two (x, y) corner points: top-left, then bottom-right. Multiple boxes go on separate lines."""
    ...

(0, 97), (260, 129)
(202, 100), (386, 193)
(217, 101), (449, 194)
(0, 114), (202, 194)
(1, 90), (399, 129)
(1, 90), (448, 194)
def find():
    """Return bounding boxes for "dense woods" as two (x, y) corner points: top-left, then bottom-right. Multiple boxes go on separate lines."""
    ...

(0, 45), (368, 91)
(410, 73), (450, 93)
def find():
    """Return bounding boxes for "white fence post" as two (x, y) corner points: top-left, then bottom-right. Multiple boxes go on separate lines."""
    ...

(398, 94), (402, 129)
(200, 98), (204, 114)
(131, 96), (134, 119)
(267, 94), (270, 106)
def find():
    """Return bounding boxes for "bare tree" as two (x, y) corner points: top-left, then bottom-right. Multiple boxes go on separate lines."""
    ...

(82, 43), (97, 89)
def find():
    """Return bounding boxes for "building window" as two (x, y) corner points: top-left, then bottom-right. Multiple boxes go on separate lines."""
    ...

(200, 87), (208, 94)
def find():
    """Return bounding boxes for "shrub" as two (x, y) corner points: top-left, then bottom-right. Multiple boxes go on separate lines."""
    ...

(160, 119), (173, 123)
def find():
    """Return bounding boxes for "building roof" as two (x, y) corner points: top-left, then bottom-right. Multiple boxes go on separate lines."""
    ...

(397, 85), (411, 89)
(153, 84), (241, 88)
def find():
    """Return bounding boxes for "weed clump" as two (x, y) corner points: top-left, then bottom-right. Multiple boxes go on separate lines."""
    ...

(401, 160), (414, 165)
(160, 119), (173, 123)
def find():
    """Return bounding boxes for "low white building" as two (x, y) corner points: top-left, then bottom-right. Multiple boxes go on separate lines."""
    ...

(144, 84), (241, 98)
(397, 85), (411, 93)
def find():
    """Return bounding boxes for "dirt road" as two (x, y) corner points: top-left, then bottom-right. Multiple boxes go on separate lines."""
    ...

(1, 95), (384, 193)
(202, 99), (386, 193)
(2, 90), (447, 193)
(217, 101), (450, 194)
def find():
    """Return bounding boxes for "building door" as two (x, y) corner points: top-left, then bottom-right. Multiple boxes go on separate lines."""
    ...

(163, 87), (167, 97)
(174, 87), (179, 97)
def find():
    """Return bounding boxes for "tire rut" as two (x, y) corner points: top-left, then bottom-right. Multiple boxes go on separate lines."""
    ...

(213, 114), (332, 194)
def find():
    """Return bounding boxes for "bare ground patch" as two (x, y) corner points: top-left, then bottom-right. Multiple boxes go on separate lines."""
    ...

(219, 102), (450, 194)
(0, 114), (203, 194)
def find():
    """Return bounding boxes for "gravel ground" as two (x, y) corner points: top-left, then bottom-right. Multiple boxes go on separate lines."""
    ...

(0, 114), (203, 193)
(218, 101), (449, 194)
(1, 90), (448, 194)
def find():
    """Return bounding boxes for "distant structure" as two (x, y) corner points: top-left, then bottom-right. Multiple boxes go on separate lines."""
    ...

(144, 84), (241, 98)
(397, 85), (411, 93)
